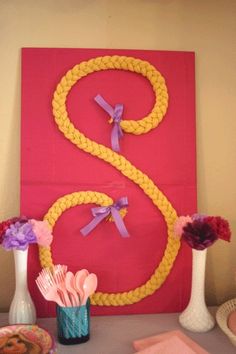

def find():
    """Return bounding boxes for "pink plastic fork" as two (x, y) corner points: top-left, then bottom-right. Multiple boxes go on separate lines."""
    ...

(36, 276), (64, 307)
(53, 266), (72, 307)
(37, 267), (68, 306)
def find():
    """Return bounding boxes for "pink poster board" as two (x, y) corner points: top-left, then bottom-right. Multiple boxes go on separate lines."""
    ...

(21, 48), (196, 317)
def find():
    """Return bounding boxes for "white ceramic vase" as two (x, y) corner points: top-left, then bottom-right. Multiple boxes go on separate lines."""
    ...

(9, 249), (36, 325)
(179, 248), (215, 332)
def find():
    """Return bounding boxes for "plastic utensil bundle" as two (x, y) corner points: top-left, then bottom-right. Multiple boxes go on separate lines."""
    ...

(36, 265), (98, 307)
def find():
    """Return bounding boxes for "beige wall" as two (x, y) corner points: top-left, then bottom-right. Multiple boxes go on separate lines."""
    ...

(0, 0), (235, 312)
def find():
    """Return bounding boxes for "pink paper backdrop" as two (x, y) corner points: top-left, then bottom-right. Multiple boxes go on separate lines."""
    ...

(21, 48), (196, 317)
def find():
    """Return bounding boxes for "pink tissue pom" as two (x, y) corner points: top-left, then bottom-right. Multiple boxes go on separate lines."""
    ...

(173, 215), (192, 238)
(30, 219), (53, 247)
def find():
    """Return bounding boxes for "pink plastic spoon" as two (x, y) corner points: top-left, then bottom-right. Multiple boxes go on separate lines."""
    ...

(65, 271), (80, 307)
(74, 269), (89, 304)
(81, 273), (98, 306)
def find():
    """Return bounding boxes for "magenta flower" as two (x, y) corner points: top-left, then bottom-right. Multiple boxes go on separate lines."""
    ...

(182, 220), (218, 250)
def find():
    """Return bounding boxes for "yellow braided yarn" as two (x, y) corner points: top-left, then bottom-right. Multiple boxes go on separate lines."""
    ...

(40, 55), (180, 306)
(39, 191), (127, 269)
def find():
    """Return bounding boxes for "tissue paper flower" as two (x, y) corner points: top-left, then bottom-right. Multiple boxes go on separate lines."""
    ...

(173, 215), (192, 238)
(0, 217), (21, 243)
(0, 216), (53, 251)
(192, 213), (206, 222)
(205, 216), (231, 242)
(174, 213), (231, 250)
(0, 220), (13, 244)
(2, 221), (37, 251)
(182, 220), (218, 250)
(30, 219), (53, 247)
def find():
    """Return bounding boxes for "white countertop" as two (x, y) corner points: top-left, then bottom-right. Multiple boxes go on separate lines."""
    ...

(0, 309), (235, 354)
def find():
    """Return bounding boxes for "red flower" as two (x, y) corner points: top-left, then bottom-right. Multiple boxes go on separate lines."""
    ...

(205, 216), (231, 242)
(0, 220), (12, 243)
(0, 217), (19, 244)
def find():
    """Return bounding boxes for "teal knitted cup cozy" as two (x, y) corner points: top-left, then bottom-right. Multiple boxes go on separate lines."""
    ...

(56, 300), (90, 345)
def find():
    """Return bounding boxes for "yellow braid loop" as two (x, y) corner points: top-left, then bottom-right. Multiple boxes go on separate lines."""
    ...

(39, 191), (126, 269)
(40, 55), (180, 306)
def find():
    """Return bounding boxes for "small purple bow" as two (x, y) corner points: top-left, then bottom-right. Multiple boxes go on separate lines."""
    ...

(94, 94), (124, 152)
(80, 197), (129, 238)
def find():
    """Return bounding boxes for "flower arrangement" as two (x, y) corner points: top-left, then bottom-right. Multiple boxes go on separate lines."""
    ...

(0, 217), (53, 251)
(174, 214), (231, 250)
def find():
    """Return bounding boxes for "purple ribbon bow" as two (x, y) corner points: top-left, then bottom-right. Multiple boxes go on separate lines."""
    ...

(80, 197), (130, 238)
(94, 94), (124, 152)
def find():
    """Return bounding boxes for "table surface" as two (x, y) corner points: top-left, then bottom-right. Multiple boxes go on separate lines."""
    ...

(0, 309), (235, 354)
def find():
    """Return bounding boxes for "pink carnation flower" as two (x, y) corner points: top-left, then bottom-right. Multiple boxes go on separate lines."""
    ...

(30, 219), (53, 247)
(173, 215), (192, 238)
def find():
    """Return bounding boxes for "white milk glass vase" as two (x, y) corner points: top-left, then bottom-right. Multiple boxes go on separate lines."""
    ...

(9, 248), (36, 325)
(179, 248), (215, 332)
